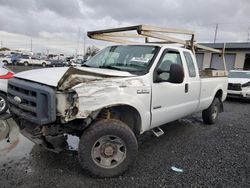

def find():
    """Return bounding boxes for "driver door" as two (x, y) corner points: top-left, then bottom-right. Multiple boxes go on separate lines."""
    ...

(151, 50), (191, 128)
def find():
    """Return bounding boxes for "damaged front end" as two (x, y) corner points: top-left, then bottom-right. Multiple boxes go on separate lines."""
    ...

(7, 77), (86, 152)
(7, 67), (136, 152)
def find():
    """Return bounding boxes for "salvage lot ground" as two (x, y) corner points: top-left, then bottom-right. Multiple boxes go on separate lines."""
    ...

(0, 98), (249, 187)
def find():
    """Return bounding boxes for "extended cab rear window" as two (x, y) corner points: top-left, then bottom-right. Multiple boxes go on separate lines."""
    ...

(184, 51), (196, 77)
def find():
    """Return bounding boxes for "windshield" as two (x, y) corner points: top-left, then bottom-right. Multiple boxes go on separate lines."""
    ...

(84, 45), (159, 74)
(229, 71), (250, 79)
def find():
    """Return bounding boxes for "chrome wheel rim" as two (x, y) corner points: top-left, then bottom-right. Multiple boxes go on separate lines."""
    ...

(212, 105), (218, 120)
(0, 96), (6, 112)
(91, 135), (126, 169)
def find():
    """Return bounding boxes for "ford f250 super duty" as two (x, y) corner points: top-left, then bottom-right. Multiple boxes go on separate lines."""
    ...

(7, 25), (228, 177)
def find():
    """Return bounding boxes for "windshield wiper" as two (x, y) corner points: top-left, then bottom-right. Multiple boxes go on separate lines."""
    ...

(99, 65), (123, 71)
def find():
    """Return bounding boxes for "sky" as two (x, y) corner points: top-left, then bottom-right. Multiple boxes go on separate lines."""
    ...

(0, 0), (250, 55)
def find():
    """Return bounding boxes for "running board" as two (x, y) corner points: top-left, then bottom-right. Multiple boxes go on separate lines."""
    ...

(152, 127), (164, 137)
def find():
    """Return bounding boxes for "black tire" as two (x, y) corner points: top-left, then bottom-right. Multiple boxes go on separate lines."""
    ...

(202, 98), (220, 125)
(0, 93), (8, 115)
(42, 62), (46, 67)
(78, 119), (138, 177)
(2, 60), (8, 64)
(24, 61), (29, 66)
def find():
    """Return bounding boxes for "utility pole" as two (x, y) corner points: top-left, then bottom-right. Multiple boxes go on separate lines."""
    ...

(30, 38), (33, 53)
(214, 24), (218, 43)
(83, 34), (86, 56)
(76, 27), (80, 58)
(248, 27), (250, 42)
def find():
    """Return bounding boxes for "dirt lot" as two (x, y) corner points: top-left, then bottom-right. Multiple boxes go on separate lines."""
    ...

(0, 98), (249, 188)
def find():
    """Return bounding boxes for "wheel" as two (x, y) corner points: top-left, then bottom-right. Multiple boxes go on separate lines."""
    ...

(2, 60), (8, 64)
(78, 119), (138, 177)
(0, 93), (8, 115)
(42, 62), (46, 67)
(24, 61), (29, 66)
(202, 98), (220, 124)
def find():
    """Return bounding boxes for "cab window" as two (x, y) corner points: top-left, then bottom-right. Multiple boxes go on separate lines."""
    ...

(157, 51), (182, 81)
(184, 51), (196, 77)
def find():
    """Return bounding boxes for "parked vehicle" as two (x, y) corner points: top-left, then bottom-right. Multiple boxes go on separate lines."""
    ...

(7, 25), (228, 177)
(69, 59), (85, 67)
(50, 59), (67, 67)
(0, 62), (14, 114)
(227, 70), (250, 98)
(19, 56), (51, 67)
(1, 55), (12, 64)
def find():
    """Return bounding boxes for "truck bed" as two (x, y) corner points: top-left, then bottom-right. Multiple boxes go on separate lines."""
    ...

(197, 76), (228, 112)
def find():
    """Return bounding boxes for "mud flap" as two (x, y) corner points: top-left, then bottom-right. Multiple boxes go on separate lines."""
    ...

(219, 100), (224, 113)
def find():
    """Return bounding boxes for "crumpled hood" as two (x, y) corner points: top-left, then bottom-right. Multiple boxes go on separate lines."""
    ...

(15, 67), (136, 88)
(228, 78), (250, 85)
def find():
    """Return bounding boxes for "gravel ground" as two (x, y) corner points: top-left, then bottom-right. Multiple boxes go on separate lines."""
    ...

(0, 99), (249, 188)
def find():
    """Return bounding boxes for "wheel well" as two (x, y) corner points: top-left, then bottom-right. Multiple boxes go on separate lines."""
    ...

(97, 105), (142, 135)
(215, 89), (223, 101)
(0, 91), (6, 96)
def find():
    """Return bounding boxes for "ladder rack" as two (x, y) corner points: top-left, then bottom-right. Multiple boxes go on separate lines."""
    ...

(87, 25), (227, 75)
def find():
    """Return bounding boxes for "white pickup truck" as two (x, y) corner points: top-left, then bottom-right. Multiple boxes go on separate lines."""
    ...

(7, 25), (228, 177)
(19, 56), (50, 67)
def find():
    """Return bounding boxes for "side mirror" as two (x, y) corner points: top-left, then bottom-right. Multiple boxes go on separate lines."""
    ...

(168, 63), (184, 84)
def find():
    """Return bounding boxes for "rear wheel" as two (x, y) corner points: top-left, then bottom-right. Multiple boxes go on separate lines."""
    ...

(24, 61), (29, 66)
(42, 62), (46, 67)
(0, 93), (8, 115)
(78, 119), (138, 177)
(202, 98), (220, 124)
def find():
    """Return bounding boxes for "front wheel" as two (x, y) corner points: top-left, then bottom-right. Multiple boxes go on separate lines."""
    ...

(78, 119), (138, 177)
(0, 93), (8, 115)
(2, 60), (8, 64)
(42, 62), (46, 67)
(202, 98), (220, 125)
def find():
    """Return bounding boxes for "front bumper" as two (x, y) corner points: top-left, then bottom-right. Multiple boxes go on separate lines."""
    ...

(14, 118), (69, 153)
(227, 89), (250, 99)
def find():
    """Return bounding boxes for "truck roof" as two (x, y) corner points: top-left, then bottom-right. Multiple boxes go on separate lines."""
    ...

(105, 43), (192, 52)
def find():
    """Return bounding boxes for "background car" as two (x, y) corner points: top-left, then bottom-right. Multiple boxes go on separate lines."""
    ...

(19, 56), (50, 67)
(50, 59), (67, 67)
(1, 55), (12, 65)
(227, 70), (250, 99)
(0, 62), (14, 114)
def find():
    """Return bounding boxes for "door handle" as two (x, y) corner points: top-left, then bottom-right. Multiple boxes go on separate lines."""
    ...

(185, 83), (189, 93)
